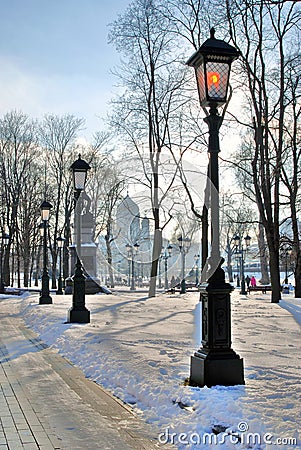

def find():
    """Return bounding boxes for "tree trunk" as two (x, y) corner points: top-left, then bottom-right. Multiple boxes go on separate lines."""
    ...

(266, 236), (281, 303)
(294, 254), (301, 299)
(148, 229), (162, 298)
(105, 234), (115, 288)
(226, 240), (233, 283)
(201, 204), (208, 271)
(23, 254), (30, 287)
(258, 222), (270, 284)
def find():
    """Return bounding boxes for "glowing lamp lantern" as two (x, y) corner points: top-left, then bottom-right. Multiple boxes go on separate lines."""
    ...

(187, 28), (240, 107)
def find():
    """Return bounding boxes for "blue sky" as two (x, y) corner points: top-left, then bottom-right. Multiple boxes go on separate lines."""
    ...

(0, 0), (131, 140)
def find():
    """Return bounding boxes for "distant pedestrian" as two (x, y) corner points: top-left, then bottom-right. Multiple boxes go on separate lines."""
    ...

(245, 275), (251, 288)
(251, 276), (256, 287)
(282, 280), (290, 294)
(170, 276), (176, 289)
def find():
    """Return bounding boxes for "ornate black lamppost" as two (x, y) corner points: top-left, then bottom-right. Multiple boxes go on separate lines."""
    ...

(162, 244), (173, 290)
(68, 155), (91, 323)
(126, 243), (139, 291)
(56, 236), (65, 295)
(187, 28), (244, 387)
(39, 201), (53, 304)
(158, 250), (163, 289)
(233, 234), (251, 295)
(194, 254), (200, 286)
(0, 232), (10, 293)
(178, 236), (191, 294)
(235, 250), (240, 288)
(126, 249), (131, 287)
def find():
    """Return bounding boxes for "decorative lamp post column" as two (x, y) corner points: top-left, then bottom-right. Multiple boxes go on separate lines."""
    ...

(158, 249), (163, 289)
(126, 244), (131, 287)
(233, 235), (241, 288)
(126, 243), (139, 291)
(241, 235), (251, 294)
(56, 236), (65, 295)
(234, 235), (251, 295)
(187, 28), (244, 387)
(39, 201), (53, 304)
(68, 154), (91, 323)
(194, 254), (200, 286)
(282, 245), (292, 284)
(0, 232), (10, 293)
(163, 244), (173, 290)
(178, 236), (191, 294)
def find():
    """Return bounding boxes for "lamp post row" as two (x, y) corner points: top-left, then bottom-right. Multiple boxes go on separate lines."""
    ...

(233, 234), (251, 295)
(37, 154), (91, 323)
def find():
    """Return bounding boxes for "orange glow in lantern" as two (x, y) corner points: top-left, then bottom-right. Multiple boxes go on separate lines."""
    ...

(207, 71), (220, 89)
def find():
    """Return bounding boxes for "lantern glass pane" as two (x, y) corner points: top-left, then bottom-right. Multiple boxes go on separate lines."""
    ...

(196, 64), (206, 104)
(57, 238), (65, 248)
(41, 208), (50, 221)
(234, 235), (240, 246)
(206, 61), (230, 101)
(244, 235), (251, 247)
(74, 171), (86, 191)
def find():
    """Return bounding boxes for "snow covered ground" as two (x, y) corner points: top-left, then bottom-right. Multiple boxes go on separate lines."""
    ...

(1, 289), (300, 449)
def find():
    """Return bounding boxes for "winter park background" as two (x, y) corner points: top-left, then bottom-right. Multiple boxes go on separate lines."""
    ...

(1, 288), (300, 450)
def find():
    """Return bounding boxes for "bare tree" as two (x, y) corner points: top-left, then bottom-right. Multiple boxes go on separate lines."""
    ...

(109, 0), (190, 296)
(226, 0), (301, 302)
(0, 111), (42, 287)
(279, 57), (301, 297)
(39, 114), (85, 287)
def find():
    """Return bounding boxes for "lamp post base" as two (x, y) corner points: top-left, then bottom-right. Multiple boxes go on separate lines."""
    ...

(68, 307), (90, 324)
(189, 262), (244, 387)
(190, 348), (244, 387)
(180, 279), (186, 294)
(39, 296), (52, 305)
(67, 258), (90, 323)
(40, 272), (52, 304)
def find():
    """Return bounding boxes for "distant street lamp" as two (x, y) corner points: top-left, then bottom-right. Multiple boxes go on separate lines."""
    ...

(194, 254), (200, 285)
(56, 236), (65, 295)
(39, 201), (53, 304)
(0, 232), (10, 293)
(235, 248), (240, 288)
(162, 244), (173, 290)
(280, 244), (292, 284)
(126, 246), (131, 287)
(178, 236), (191, 294)
(233, 234), (251, 295)
(126, 243), (139, 290)
(68, 154), (91, 323)
(158, 250), (163, 289)
(187, 28), (244, 387)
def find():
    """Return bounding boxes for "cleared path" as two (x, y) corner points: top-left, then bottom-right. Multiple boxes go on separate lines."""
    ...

(0, 302), (168, 450)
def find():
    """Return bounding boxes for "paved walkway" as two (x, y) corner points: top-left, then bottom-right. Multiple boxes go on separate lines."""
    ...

(0, 303), (168, 450)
